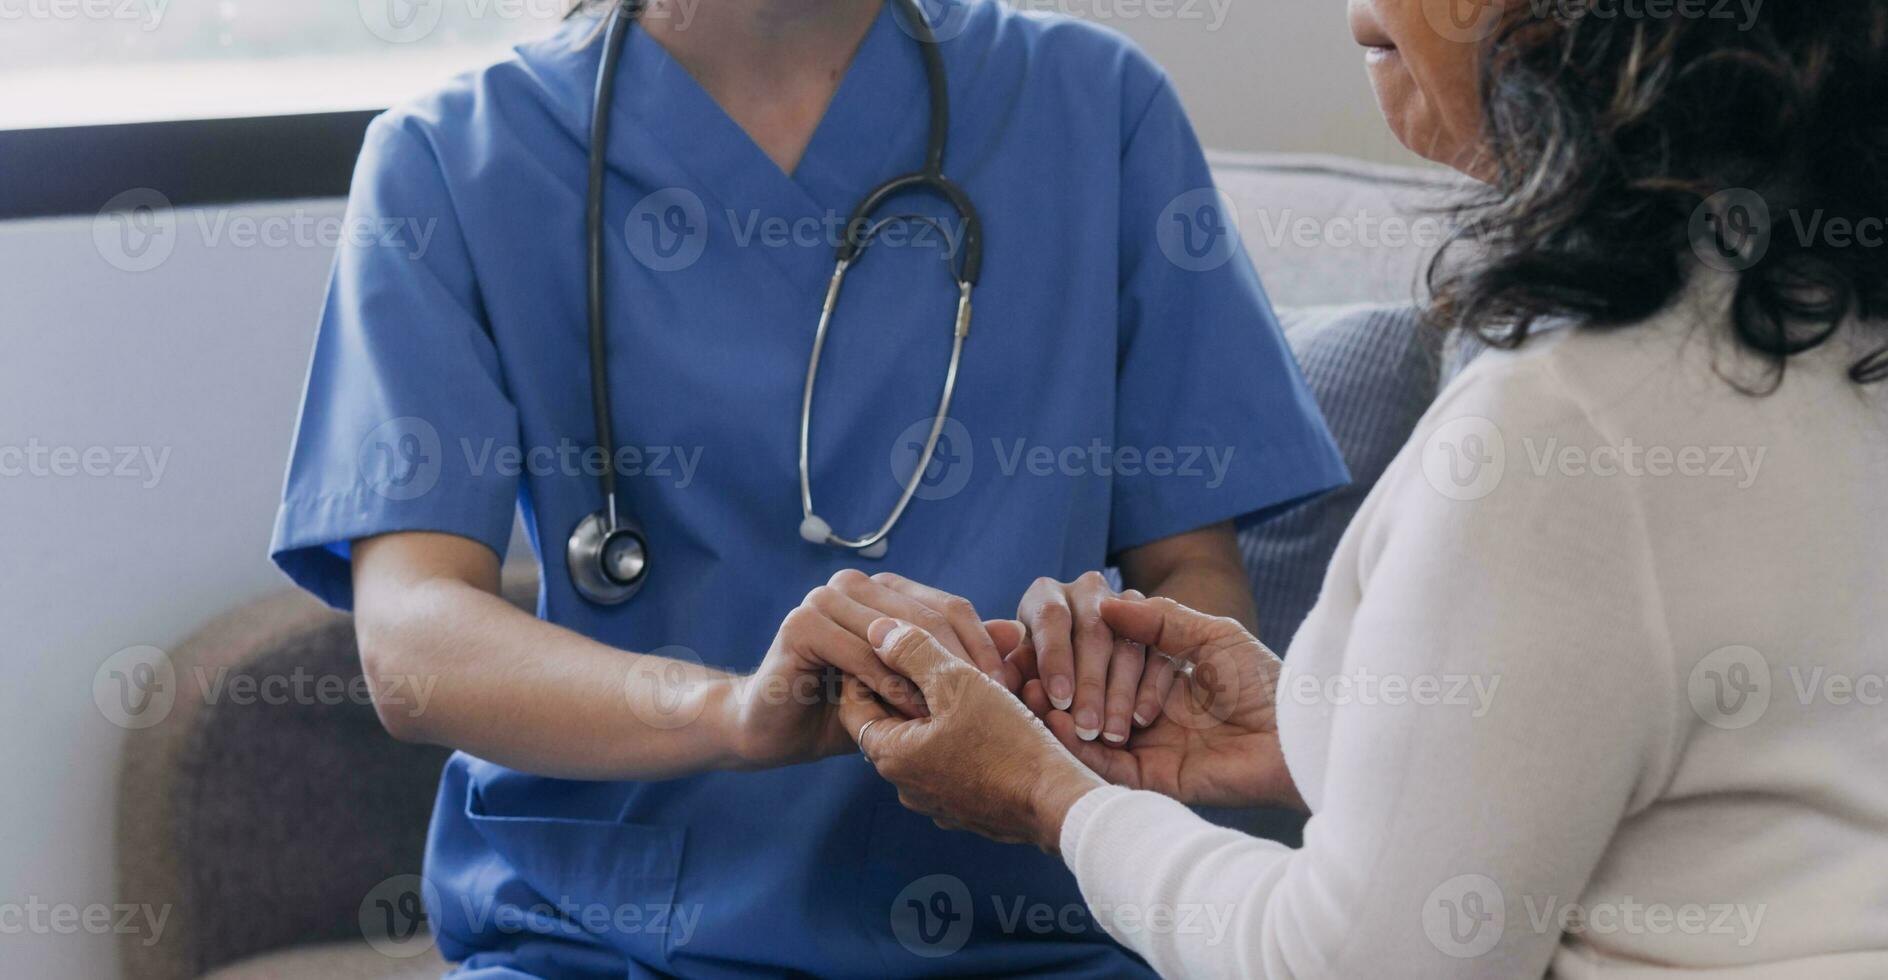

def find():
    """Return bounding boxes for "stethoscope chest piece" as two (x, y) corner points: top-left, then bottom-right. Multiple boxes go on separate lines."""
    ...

(568, 509), (649, 605)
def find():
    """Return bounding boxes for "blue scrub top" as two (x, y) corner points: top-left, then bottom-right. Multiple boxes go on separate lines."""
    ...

(272, 2), (1346, 976)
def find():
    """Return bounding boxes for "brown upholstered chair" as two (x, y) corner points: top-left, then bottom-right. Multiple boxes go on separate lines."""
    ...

(115, 566), (539, 979)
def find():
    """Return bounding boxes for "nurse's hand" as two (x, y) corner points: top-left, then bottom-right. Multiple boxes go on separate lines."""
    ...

(723, 570), (1024, 770)
(1018, 575), (1176, 747)
(1041, 595), (1301, 811)
(840, 619), (1106, 850)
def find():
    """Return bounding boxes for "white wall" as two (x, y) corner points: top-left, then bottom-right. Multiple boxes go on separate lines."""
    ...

(0, 200), (344, 979)
(1097, 0), (1423, 165)
(0, 8), (1416, 979)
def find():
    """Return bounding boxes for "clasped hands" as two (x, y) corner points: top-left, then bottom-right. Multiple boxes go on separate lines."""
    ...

(729, 569), (1297, 852)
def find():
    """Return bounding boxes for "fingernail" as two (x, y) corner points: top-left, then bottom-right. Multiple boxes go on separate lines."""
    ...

(1074, 709), (1099, 741)
(1049, 677), (1073, 710)
(1132, 712), (1150, 727)
(1103, 730), (1127, 745)
(870, 619), (909, 649)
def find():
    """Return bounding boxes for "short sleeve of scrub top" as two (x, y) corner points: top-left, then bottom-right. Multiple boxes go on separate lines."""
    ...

(270, 117), (520, 611)
(1107, 76), (1348, 554)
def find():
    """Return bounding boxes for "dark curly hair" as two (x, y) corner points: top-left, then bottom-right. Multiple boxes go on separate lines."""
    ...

(1428, 1), (1888, 387)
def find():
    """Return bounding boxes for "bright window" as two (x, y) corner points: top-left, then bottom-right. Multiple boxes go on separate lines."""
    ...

(0, 0), (570, 129)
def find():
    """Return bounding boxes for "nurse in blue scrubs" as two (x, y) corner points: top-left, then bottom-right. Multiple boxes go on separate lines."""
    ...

(271, 0), (1346, 975)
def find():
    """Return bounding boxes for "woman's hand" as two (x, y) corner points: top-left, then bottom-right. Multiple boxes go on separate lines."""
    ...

(1031, 595), (1302, 811)
(1016, 575), (1180, 746)
(722, 570), (1024, 771)
(840, 619), (1106, 851)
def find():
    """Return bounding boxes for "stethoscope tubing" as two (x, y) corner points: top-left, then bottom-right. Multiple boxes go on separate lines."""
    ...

(573, 0), (984, 603)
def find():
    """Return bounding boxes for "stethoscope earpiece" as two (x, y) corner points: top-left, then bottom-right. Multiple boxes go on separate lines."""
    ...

(800, 513), (891, 560)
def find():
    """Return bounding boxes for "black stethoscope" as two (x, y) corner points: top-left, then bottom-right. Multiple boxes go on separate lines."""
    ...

(567, 0), (986, 606)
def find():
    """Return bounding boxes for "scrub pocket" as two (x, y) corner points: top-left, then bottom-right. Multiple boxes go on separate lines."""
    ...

(859, 802), (1145, 978)
(463, 781), (688, 968)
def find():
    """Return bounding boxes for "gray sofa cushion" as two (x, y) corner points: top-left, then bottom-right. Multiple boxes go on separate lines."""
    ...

(1240, 304), (1441, 655)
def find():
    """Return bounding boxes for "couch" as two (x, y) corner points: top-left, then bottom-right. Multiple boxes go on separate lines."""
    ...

(115, 151), (1457, 979)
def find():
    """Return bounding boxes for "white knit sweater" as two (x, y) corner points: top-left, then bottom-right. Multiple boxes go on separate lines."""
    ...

(1061, 277), (1888, 978)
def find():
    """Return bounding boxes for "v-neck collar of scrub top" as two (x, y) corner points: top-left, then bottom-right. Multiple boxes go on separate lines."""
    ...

(608, 4), (932, 254)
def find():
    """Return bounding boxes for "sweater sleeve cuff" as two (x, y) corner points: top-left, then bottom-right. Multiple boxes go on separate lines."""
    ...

(1059, 784), (1131, 862)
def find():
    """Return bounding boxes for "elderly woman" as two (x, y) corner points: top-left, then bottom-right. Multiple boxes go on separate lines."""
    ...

(837, 0), (1888, 976)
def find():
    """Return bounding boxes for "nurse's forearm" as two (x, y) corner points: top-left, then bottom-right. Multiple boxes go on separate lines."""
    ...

(1118, 521), (1259, 633)
(352, 535), (748, 781)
